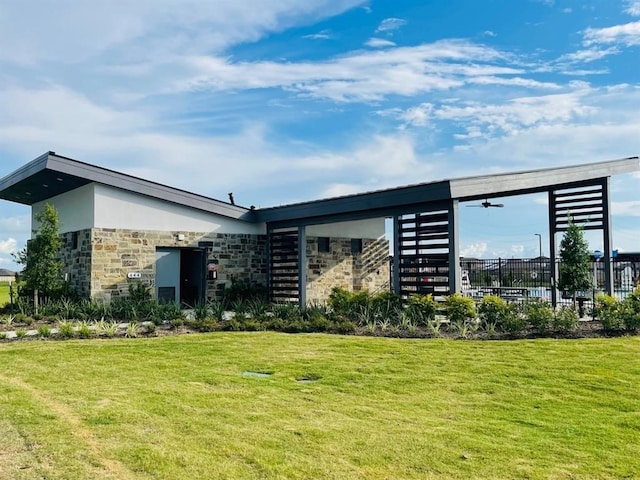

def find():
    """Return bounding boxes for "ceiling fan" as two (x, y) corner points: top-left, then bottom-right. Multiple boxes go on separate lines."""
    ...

(466, 199), (504, 208)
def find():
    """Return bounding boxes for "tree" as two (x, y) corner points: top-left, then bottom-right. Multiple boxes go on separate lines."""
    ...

(557, 218), (592, 309)
(13, 203), (64, 299)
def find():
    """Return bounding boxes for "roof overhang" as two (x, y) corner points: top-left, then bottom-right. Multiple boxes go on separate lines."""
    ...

(0, 152), (255, 221)
(256, 156), (640, 226)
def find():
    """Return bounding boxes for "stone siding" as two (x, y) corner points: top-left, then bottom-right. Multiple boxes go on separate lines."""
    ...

(306, 236), (390, 303)
(90, 228), (266, 301)
(59, 229), (93, 297)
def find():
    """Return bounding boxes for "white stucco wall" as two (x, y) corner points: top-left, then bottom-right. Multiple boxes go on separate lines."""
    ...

(306, 218), (386, 239)
(93, 184), (263, 234)
(32, 184), (95, 234)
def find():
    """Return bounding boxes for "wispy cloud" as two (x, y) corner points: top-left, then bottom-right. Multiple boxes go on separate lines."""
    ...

(365, 37), (396, 48)
(303, 29), (333, 40)
(584, 21), (640, 47)
(375, 17), (406, 33)
(0, 238), (17, 254)
(626, 0), (640, 16)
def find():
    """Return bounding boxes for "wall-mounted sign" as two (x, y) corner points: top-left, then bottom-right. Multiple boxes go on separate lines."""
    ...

(127, 272), (142, 279)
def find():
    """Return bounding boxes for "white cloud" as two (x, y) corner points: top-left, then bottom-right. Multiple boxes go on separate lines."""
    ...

(584, 21), (640, 47)
(375, 18), (406, 33)
(0, 238), (17, 254)
(461, 242), (488, 258)
(626, 1), (640, 16)
(510, 244), (525, 256)
(557, 47), (619, 63)
(0, 0), (367, 65)
(303, 30), (333, 40)
(483, 30), (496, 37)
(365, 37), (396, 48)
(612, 201), (640, 216)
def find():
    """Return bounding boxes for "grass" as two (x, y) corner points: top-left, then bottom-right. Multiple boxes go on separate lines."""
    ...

(0, 281), (10, 306)
(0, 333), (639, 479)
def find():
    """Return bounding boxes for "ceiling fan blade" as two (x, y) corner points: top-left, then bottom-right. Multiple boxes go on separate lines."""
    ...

(489, 203), (504, 208)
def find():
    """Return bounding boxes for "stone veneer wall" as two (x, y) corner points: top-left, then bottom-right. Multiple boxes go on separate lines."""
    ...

(59, 229), (93, 297)
(306, 236), (390, 303)
(90, 228), (266, 301)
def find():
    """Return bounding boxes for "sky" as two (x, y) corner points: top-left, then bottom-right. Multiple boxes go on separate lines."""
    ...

(0, 0), (639, 269)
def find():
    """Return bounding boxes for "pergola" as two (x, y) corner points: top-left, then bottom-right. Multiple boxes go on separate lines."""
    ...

(256, 157), (640, 305)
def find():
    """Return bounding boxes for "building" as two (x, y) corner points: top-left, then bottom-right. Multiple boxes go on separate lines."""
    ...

(0, 152), (638, 305)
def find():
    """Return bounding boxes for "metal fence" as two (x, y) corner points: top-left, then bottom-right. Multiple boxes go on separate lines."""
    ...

(461, 253), (640, 305)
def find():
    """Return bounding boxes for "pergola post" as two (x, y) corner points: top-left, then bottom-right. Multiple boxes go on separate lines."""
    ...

(548, 190), (558, 307)
(392, 214), (401, 294)
(448, 199), (461, 294)
(298, 225), (307, 306)
(602, 177), (614, 295)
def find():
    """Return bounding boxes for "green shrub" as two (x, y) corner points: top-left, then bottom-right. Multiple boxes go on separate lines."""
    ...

(478, 295), (507, 327)
(621, 287), (640, 332)
(128, 282), (152, 303)
(125, 322), (139, 338)
(77, 320), (92, 339)
(524, 300), (554, 333)
(193, 318), (219, 332)
(554, 306), (579, 332)
(0, 332), (7, 340)
(15, 328), (27, 339)
(328, 287), (371, 320)
(594, 294), (624, 332)
(57, 320), (75, 339)
(444, 293), (476, 324)
(500, 304), (527, 335)
(37, 324), (52, 338)
(405, 294), (437, 325)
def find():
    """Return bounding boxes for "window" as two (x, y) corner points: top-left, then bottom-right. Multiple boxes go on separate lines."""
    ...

(351, 238), (362, 255)
(318, 237), (330, 253)
(71, 232), (79, 250)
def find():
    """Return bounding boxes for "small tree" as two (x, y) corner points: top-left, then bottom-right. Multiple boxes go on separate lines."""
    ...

(557, 219), (592, 309)
(13, 203), (64, 300)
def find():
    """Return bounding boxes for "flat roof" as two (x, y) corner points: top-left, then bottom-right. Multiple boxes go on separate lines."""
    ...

(1, 152), (638, 226)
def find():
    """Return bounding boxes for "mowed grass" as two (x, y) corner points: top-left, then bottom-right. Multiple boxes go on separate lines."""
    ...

(0, 282), (10, 306)
(0, 334), (639, 480)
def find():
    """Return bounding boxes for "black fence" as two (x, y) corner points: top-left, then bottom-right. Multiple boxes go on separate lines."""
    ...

(461, 253), (640, 304)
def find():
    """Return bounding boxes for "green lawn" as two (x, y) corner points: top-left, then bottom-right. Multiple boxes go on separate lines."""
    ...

(1, 333), (639, 480)
(0, 282), (10, 306)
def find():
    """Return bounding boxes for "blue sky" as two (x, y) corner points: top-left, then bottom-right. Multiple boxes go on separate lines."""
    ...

(1, 0), (639, 269)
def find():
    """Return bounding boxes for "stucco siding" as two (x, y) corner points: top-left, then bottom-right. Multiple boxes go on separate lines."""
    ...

(93, 184), (263, 234)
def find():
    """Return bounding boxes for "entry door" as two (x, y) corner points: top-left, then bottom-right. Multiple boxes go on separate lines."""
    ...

(156, 248), (180, 303)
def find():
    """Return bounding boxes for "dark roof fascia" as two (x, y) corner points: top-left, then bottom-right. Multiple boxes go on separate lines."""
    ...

(257, 181), (453, 226)
(257, 156), (640, 226)
(0, 152), (255, 222)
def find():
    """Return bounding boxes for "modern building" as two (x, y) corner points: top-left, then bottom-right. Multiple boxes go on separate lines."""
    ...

(1, 152), (638, 305)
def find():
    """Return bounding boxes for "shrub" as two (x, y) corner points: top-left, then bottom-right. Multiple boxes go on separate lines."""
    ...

(500, 304), (527, 335)
(37, 324), (52, 338)
(0, 332), (7, 340)
(77, 320), (92, 339)
(554, 306), (579, 332)
(478, 295), (507, 328)
(594, 294), (624, 332)
(128, 282), (152, 303)
(125, 321), (139, 338)
(405, 294), (437, 326)
(621, 287), (640, 332)
(524, 299), (554, 333)
(15, 328), (27, 339)
(57, 320), (75, 339)
(193, 318), (219, 332)
(444, 293), (476, 324)
(327, 287), (370, 320)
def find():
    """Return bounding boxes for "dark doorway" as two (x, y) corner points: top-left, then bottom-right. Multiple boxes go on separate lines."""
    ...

(180, 249), (206, 307)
